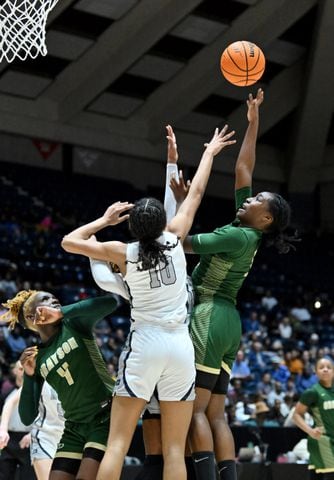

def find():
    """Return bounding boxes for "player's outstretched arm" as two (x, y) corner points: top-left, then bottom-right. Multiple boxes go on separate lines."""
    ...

(164, 124), (179, 222)
(168, 125), (236, 243)
(61, 202), (132, 270)
(235, 88), (263, 190)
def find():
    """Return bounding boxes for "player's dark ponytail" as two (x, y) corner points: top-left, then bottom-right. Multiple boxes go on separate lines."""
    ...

(265, 193), (300, 254)
(128, 198), (175, 270)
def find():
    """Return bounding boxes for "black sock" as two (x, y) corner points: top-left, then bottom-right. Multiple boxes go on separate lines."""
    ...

(135, 455), (163, 480)
(185, 456), (196, 480)
(217, 459), (237, 480)
(143, 454), (163, 466)
(192, 451), (216, 480)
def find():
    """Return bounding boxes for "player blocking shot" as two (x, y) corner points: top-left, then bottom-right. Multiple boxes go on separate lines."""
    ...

(61, 125), (236, 480)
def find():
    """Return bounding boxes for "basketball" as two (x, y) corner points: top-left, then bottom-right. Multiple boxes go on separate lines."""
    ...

(220, 41), (265, 87)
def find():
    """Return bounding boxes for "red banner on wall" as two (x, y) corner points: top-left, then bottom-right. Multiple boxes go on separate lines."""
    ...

(32, 139), (59, 160)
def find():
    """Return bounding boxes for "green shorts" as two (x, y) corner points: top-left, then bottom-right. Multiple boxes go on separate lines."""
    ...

(308, 435), (334, 473)
(190, 298), (241, 375)
(55, 407), (110, 460)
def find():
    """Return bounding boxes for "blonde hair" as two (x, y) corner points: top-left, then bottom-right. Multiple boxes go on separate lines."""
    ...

(1, 290), (38, 330)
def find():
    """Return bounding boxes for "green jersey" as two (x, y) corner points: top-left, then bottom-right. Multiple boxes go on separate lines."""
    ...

(20, 296), (117, 425)
(300, 382), (334, 472)
(191, 187), (262, 304)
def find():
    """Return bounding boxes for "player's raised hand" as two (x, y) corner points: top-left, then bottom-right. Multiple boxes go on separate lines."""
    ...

(204, 125), (236, 156)
(247, 88), (264, 122)
(170, 170), (191, 204)
(102, 201), (134, 226)
(20, 347), (38, 376)
(166, 124), (178, 164)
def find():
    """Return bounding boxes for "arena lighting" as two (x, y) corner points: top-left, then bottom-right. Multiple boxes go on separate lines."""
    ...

(314, 300), (321, 309)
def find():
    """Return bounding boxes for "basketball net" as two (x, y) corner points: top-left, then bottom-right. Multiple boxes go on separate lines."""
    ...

(0, 0), (59, 63)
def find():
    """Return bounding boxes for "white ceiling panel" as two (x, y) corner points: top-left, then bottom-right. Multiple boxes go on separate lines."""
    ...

(88, 92), (143, 118)
(129, 54), (184, 82)
(172, 15), (228, 44)
(0, 71), (51, 98)
(46, 31), (94, 61)
(74, 0), (138, 20)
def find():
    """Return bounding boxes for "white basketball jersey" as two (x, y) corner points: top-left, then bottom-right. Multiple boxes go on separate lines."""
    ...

(33, 382), (64, 434)
(124, 232), (188, 327)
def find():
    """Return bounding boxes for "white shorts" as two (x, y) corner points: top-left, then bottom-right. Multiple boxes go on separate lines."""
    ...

(115, 325), (195, 402)
(144, 393), (160, 416)
(30, 427), (62, 462)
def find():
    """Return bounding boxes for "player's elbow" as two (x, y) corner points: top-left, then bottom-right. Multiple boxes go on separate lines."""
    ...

(61, 235), (75, 252)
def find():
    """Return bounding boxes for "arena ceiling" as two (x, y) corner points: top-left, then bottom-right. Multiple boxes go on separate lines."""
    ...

(0, 0), (333, 193)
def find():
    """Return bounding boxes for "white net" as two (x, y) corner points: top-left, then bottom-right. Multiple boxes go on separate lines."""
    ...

(0, 0), (59, 63)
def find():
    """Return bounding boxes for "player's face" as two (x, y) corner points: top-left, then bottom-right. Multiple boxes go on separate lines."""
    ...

(236, 191), (273, 230)
(316, 359), (334, 383)
(25, 292), (62, 328)
(34, 291), (61, 310)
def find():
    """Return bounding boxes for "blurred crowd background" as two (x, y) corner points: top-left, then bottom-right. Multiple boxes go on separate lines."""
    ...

(1, 160), (333, 440)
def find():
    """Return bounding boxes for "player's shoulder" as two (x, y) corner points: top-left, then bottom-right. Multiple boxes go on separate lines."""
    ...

(214, 224), (248, 243)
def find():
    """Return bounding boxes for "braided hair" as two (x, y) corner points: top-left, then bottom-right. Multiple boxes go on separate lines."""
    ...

(128, 197), (175, 270)
(1, 290), (38, 330)
(265, 193), (299, 254)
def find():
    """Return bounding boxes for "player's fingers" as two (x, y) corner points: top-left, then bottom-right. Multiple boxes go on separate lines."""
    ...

(223, 139), (237, 146)
(118, 214), (130, 223)
(223, 130), (235, 140)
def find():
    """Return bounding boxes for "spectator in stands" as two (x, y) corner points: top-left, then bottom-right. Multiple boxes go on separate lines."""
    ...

(0, 272), (18, 299)
(285, 378), (298, 398)
(278, 316), (293, 341)
(6, 325), (27, 362)
(0, 360), (35, 480)
(285, 349), (304, 375)
(1, 362), (18, 399)
(100, 337), (118, 363)
(290, 299), (312, 323)
(267, 398), (288, 426)
(267, 381), (286, 407)
(242, 311), (260, 334)
(296, 365), (318, 394)
(261, 289), (278, 311)
(256, 372), (274, 399)
(245, 400), (273, 427)
(231, 350), (251, 381)
(270, 356), (291, 385)
(247, 341), (267, 381)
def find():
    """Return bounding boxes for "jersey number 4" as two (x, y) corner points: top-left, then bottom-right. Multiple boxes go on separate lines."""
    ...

(149, 255), (176, 288)
(57, 362), (74, 386)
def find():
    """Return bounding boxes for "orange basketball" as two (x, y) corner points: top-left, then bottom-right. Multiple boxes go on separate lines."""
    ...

(220, 41), (265, 87)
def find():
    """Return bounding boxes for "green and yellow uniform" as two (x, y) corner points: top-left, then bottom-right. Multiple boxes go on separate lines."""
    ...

(300, 382), (334, 473)
(190, 186), (262, 377)
(19, 296), (117, 460)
